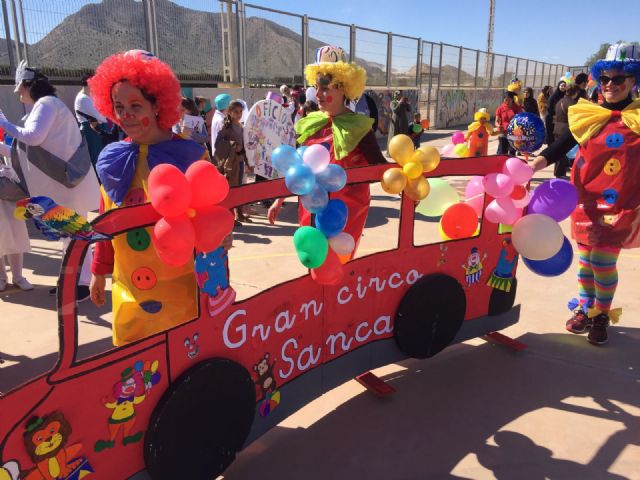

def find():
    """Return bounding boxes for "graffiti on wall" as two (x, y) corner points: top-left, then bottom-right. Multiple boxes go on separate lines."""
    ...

(437, 89), (472, 128)
(474, 89), (503, 120)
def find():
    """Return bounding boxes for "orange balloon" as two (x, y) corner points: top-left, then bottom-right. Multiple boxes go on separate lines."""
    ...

(337, 253), (351, 264)
(420, 119), (430, 129)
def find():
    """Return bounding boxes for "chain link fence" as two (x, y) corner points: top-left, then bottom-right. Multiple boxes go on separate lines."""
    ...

(1, 0), (587, 124)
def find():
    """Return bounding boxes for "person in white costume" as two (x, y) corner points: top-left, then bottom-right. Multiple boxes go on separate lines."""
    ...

(0, 61), (100, 300)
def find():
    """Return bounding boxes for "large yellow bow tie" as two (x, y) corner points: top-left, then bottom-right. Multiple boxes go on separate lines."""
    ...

(568, 98), (640, 145)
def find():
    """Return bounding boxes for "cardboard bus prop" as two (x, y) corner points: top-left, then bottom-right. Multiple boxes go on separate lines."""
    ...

(0, 156), (522, 480)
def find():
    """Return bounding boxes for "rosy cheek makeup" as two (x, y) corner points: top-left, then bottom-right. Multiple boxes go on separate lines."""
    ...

(326, 95), (333, 103)
(141, 117), (150, 127)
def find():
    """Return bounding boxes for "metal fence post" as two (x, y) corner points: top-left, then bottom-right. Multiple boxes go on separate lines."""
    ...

(238, 0), (247, 91)
(524, 59), (529, 87)
(1, 0), (16, 73)
(386, 32), (392, 87)
(16, 0), (27, 63)
(435, 42), (442, 128)
(349, 24), (355, 62)
(427, 42), (434, 122)
(8, 0), (22, 63)
(302, 14), (308, 86)
(503, 55), (508, 87)
(415, 37), (422, 89)
(474, 49), (479, 89)
(489, 52), (495, 88)
(456, 46), (462, 87)
(142, 0), (153, 55)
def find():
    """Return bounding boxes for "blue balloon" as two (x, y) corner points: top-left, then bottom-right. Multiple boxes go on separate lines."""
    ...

(315, 199), (348, 237)
(522, 236), (573, 277)
(297, 146), (308, 157)
(301, 183), (329, 213)
(285, 163), (316, 195)
(272, 145), (302, 174)
(316, 164), (347, 192)
(567, 144), (579, 160)
(506, 112), (545, 153)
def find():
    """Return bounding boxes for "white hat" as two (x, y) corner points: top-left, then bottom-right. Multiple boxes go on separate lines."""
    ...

(14, 60), (35, 93)
(305, 86), (317, 104)
(605, 43), (640, 62)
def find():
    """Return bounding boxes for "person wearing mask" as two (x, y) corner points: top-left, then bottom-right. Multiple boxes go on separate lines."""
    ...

(552, 84), (581, 177)
(88, 50), (227, 346)
(75, 73), (108, 167)
(544, 80), (567, 144)
(387, 91), (411, 146)
(537, 86), (553, 118)
(523, 87), (539, 115)
(531, 43), (640, 346)
(494, 91), (522, 155)
(0, 61), (99, 301)
(269, 46), (387, 260)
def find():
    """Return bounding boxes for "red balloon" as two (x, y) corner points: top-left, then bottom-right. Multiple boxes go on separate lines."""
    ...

(186, 160), (230, 208)
(191, 205), (234, 253)
(148, 164), (191, 218)
(511, 184), (527, 201)
(441, 203), (478, 239)
(152, 214), (195, 266)
(311, 249), (344, 285)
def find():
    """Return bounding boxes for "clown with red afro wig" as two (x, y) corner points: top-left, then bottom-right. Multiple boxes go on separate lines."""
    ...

(89, 50), (181, 130)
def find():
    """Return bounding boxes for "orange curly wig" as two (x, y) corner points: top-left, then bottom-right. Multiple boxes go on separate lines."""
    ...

(89, 50), (181, 130)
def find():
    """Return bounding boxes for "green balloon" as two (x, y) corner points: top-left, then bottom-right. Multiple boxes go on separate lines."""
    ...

(416, 178), (460, 217)
(412, 123), (423, 133)
(293, 226), (328, 269)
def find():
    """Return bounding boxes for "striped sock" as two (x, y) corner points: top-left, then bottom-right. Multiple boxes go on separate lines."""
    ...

(577, 244), (595, 310)
(590, 246), (620, 312)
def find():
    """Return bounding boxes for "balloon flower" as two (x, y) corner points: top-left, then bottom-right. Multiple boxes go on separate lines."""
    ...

(440, 131), (469, 158)
(148, 161), (234, 266)
(381, 134), (440, 201)
(271, 144), (349, 285)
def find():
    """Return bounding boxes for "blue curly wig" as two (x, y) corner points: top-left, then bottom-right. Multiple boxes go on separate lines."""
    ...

(591, 60), (640, 89)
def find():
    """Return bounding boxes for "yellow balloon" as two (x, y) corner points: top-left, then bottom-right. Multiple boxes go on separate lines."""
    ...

(418, 145), (441, 172)
(404, 176), (430, 201)
(381, 167), (407, 194)
(438, 221), (451, 241)
(403, 161), (424, 180)
(388, 134), (415, 165)
(453, 143), (469, 158)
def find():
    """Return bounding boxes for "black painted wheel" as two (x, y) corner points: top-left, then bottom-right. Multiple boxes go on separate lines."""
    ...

(488, 278), (518, 316)
(144, 358), (256, 480)
(394, 274), (466, 359)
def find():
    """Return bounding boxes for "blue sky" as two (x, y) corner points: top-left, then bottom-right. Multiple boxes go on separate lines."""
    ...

(243, 0), (638, 66)
(11, 0), (639, 67)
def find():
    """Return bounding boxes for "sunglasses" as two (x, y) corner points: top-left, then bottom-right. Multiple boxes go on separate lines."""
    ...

(598, 74), (633, 86)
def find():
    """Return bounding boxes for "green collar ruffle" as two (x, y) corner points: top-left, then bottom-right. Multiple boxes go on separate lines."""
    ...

(295, 111), (374, 160)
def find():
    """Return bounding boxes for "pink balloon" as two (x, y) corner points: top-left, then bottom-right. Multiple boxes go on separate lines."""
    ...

(485, 198), (521, 225)
(503, 157), (533, 185)
(451, 131), (465, 145)
(466, 196), (484, 216)
(186, 160), (230, 208)
(465, 176), (485, 198)
(302, 144), (331, 173)
(148, 164), (191, 218)
(441, 144), (456, 157)
(483, 173), (514, 198)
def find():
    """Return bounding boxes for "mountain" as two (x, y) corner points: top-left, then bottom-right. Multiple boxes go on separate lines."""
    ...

(9, 0), (385, 85)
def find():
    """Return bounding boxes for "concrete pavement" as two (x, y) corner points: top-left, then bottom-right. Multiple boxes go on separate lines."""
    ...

(1, 130), (639, 479)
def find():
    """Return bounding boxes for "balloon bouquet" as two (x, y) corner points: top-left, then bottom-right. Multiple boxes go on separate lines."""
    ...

(148, 160), (234, 266)
(270, 143), (350, 285)
(440, 131), (469, 158)
(381, 134), (440, 200)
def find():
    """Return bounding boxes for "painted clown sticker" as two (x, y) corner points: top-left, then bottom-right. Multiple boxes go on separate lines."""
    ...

(461, 247), (487, 287)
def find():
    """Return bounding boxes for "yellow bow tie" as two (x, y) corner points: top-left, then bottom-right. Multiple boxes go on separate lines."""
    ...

(568, 98), (640, 145)
(587, 307), (622, 324)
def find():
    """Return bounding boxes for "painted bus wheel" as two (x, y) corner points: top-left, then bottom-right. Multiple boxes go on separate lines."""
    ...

(394, 274), (466, 359)
(488, 278), (518, 316)
(144, 359), (256, 480)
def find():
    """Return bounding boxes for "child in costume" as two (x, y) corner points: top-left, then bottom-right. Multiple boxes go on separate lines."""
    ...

(268, 45), (387, 258)
(89, 50), (216, 346)
(465, 108), (496, 156)
(495, 91), (522, 155)
(532, 43), (640, 346)
(507, 78), (523, 107)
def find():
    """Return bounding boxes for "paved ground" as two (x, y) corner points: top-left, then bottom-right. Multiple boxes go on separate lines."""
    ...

(2, 130), (639, 479)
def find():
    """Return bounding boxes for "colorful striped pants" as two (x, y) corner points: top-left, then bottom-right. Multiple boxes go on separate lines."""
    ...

(577, 244), (620, 312)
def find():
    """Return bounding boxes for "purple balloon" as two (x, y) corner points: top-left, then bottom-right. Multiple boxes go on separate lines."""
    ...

(527, 179), (578, 222)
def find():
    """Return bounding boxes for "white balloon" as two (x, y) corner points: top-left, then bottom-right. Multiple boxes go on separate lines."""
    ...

(512, 214), (564, 260)
(302, 144), (331, 173)
(328, 232), (355, 255)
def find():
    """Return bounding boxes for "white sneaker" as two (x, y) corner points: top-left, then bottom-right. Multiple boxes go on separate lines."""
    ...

(12, 277), (34, 291)
(0, 278), (7, 292)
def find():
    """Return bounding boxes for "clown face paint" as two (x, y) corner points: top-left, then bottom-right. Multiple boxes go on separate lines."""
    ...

(112, 81), (160, 143)
(600, 69), (636, 104)
(315, 74), (345, 117)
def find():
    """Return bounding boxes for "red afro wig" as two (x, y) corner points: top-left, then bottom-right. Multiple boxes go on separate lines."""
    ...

(89, 50), (181, 130)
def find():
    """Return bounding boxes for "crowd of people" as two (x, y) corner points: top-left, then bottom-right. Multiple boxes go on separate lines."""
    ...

(1, 41), (638, 350)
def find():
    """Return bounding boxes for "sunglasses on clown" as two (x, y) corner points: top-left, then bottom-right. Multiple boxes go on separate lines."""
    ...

(598, 74), (634, 86)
